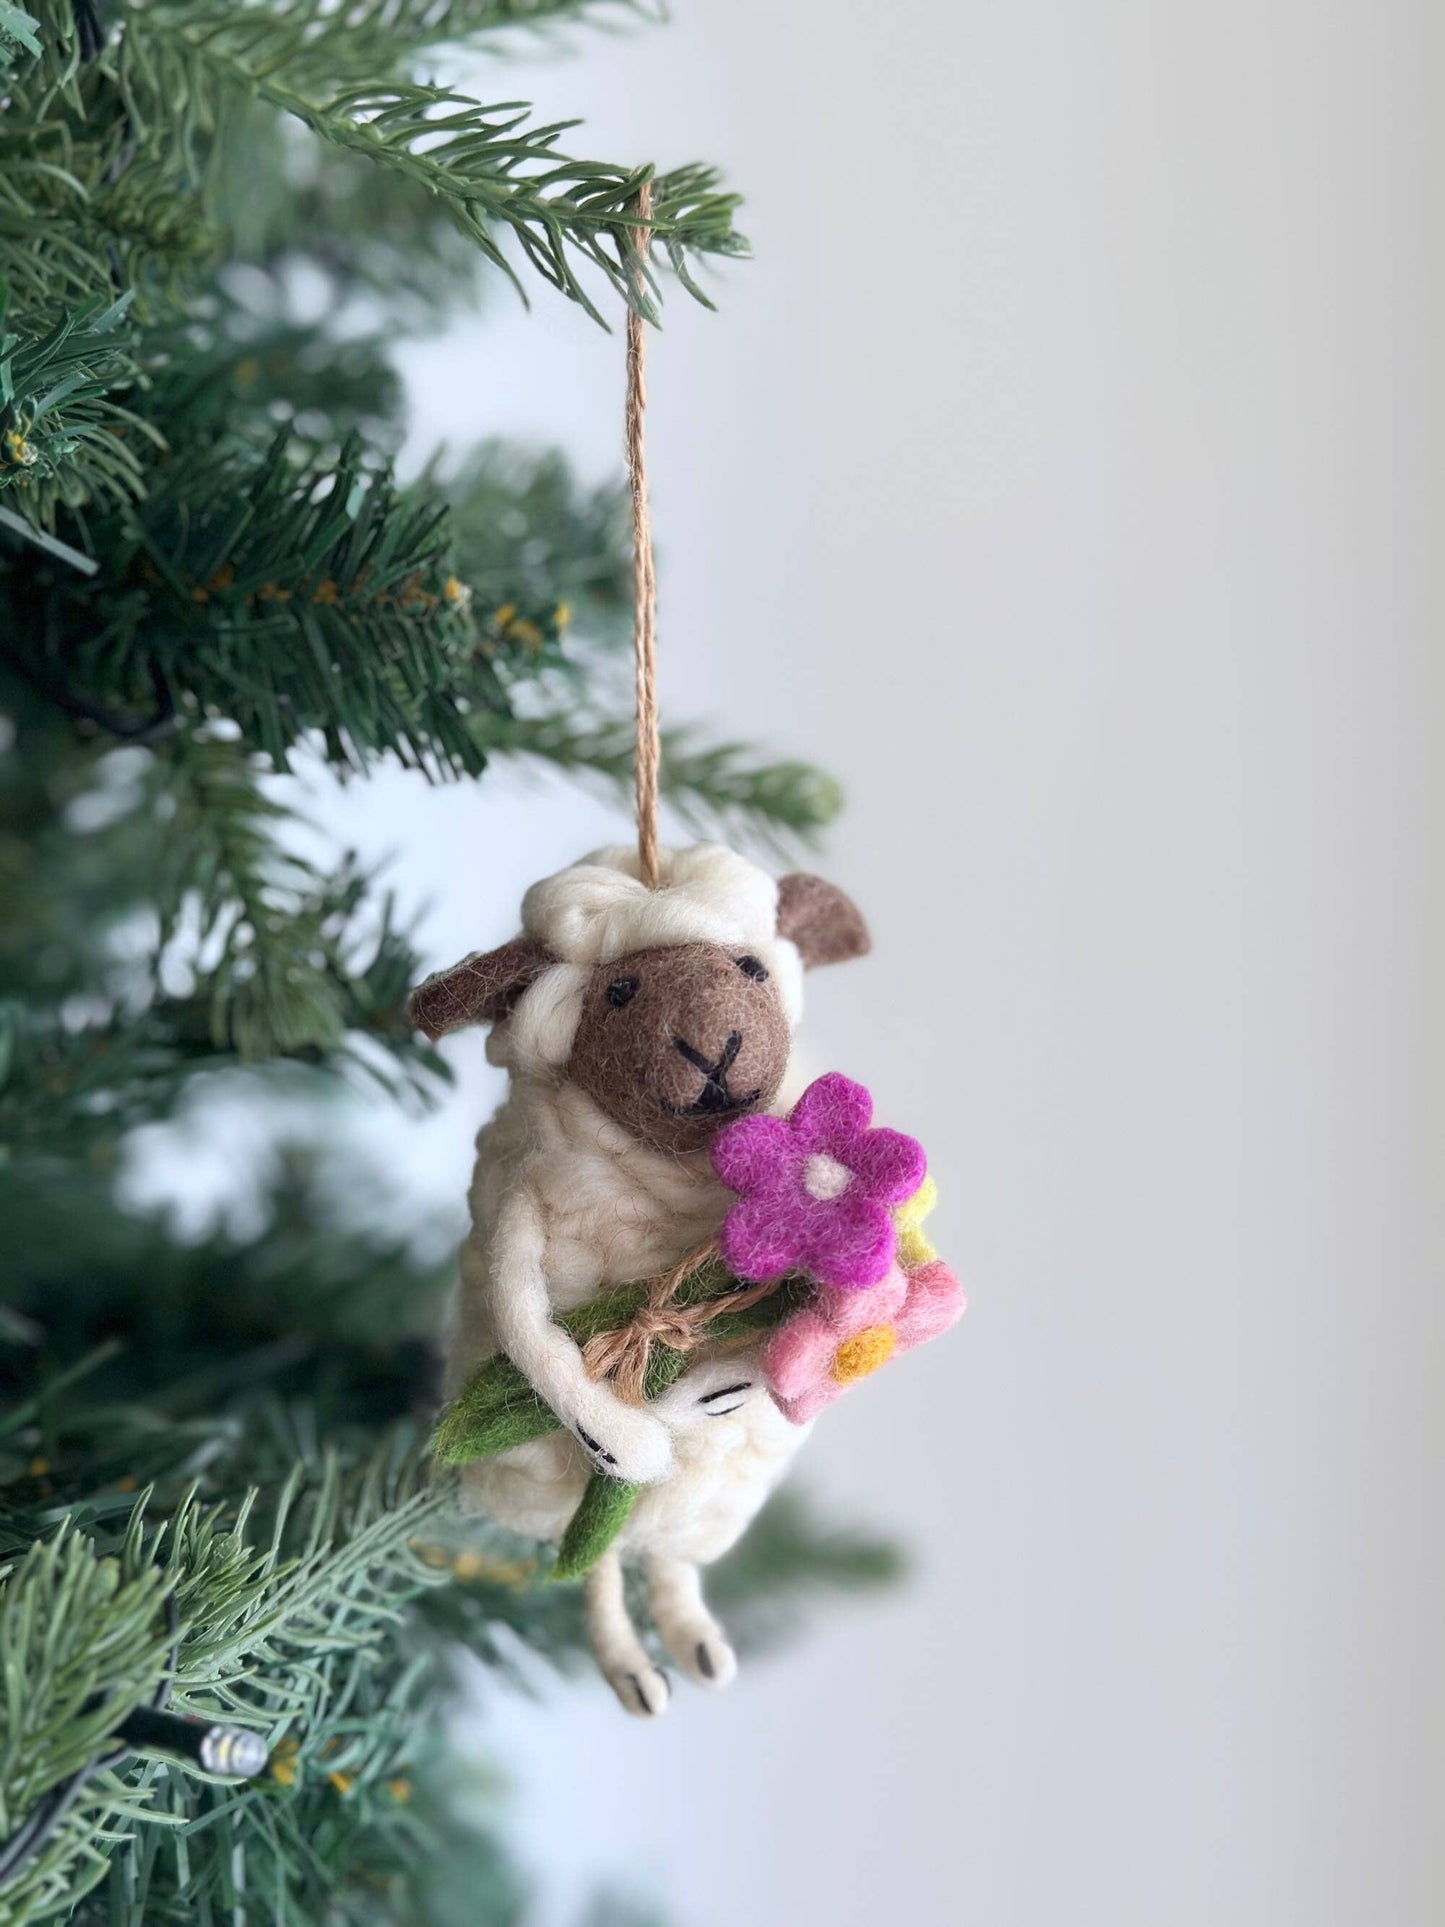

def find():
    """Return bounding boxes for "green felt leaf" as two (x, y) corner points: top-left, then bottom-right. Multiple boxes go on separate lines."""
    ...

(430, 1385), (559, 1465)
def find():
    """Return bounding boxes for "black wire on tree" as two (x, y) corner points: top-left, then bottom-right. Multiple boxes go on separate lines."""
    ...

(0, 1592), (270, 1890)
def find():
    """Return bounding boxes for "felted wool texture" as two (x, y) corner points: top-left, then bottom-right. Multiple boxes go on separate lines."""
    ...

(521, 843), (807, 1027)
(565, 942), (794, 1157)
(760, 1256), (966, 1426)
(775, 871), (872, 968)
(583, 1550), (670, 1719)
(554, 1473), (639, 1581)
(409, 937), (553, 1041)
(645, 1554), (738, 1688)
(436, 1258), (805, 1464)
(895, 1173), (939, 1269)
(524, 843), (780, 965)
(486, 960), (590, 1074)
(428, 843), (871, 1700)
(449, 1059), (811, 1573)
(713, 1072), (927, 1291)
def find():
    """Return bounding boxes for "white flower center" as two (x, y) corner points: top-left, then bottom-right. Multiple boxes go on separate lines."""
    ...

(802, 1153), (852, 1203)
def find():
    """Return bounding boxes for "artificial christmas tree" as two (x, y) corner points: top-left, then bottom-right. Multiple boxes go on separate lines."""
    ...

(0, 4), (898, 1919)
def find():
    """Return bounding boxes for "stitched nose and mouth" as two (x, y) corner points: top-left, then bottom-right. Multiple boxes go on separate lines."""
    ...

(567, 941), (790, 1152)
(663, 1030), (761, 1118)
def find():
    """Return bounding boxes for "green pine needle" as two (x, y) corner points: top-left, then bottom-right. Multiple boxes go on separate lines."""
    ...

(114, 0), (746, 325)
(0, 2), (41, 60)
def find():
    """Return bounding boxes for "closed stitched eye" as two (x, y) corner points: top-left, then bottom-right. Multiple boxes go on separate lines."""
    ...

(607, 977), (639, 1009)
(736, 955), (768, 982)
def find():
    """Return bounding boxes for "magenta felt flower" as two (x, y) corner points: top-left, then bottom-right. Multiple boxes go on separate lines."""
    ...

(712, 1072), (927, 1290)
(760, 1258), (966, 1425)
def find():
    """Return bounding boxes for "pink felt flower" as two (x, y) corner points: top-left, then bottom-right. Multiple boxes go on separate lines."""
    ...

(712, 1073), (927, 1291)
(760, 1258), (966, 1425)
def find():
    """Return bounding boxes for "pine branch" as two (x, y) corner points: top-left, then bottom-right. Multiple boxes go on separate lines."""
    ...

(1, 1145), (905, 1921)
(0, 1155), (449, 1517)
(151, 312), (406, 449)
(0, 725), (445, 1166)
(161, 0), (648, 90)
(214, 101), (492, 317)
(151, 738), (396, 1061)
(2, 427), (521, 774)
(2, 1), (739, 343)
(478, 709), (846, 848)
(0, 1446), (455, 1918)
(4, 432), (624, 784)
(0, 1), (40, 62)
(0, 1184), (525, 1920)
(0, 1533), (176, 1923)
(0, 293), (159, 521)
(0, 7), (147, 316)
(0, 5), (882, 1917)
(445, 442), (631, 641)
(117, 2), (746, 322)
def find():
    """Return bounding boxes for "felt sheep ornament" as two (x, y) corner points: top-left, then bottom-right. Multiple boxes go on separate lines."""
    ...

(413, 842), (959, 1717)
(413, 844), (863, 1709)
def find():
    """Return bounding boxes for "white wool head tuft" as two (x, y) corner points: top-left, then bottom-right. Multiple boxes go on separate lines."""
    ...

(491, 845), (805, 1073)
(521, 844), (781, 965)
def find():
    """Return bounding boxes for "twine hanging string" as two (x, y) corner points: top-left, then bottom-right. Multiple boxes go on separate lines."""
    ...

(626, 180), (662, 889)
(580, 1238), (784, 1406)
(588, 191), (788, 1402)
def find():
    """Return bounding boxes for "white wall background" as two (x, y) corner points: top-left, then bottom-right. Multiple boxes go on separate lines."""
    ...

(283, 5), (1444, 1922)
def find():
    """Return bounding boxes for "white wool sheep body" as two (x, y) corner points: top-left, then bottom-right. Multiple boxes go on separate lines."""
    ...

(422, 844), (864, 1715)
(452, 1080), (808, 1561)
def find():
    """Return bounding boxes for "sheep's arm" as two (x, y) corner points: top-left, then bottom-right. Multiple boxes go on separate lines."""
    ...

(485, 1184), (675, 1485)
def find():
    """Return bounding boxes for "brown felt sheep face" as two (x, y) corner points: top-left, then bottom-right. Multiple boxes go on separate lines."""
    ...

(409, 860), (870, 1156)
(568, 943), (792, 1154)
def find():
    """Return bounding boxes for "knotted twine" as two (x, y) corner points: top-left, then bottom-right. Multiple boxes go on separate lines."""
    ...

(580, 1238), (785, 1405)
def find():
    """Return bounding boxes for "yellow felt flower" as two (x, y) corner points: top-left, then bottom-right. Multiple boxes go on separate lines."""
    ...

(893, 1174), (938, 1269)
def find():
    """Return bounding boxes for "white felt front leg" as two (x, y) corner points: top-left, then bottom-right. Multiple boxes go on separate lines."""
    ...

(648, 1353), (761, 1426)
(487, 1187), (673, 1484)
(585, 1550), (670, 1718)
(647, 1555), (738, 1690)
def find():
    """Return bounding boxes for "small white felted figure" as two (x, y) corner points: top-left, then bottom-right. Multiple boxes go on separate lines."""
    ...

(411, 843), (870, 1715)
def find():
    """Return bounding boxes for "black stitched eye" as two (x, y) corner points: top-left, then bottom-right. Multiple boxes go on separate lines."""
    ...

(736, 955), (768, 983)
(607, 977), (639, 1009)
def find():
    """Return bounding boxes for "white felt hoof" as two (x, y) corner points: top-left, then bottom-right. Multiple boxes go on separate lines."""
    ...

(605, 1660), (671, 1719)
(682, 1631), (737, 1690)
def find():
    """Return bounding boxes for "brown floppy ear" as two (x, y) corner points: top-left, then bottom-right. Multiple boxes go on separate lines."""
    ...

(409, 937), (555, 1041)
(776, 874), (871, 968)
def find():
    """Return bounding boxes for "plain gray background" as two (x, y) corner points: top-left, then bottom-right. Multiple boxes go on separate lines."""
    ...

(156, 4), (1445, 1922)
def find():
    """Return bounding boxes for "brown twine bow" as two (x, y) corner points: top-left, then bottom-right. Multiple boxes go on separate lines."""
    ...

(581, 1238), (783, 1406)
